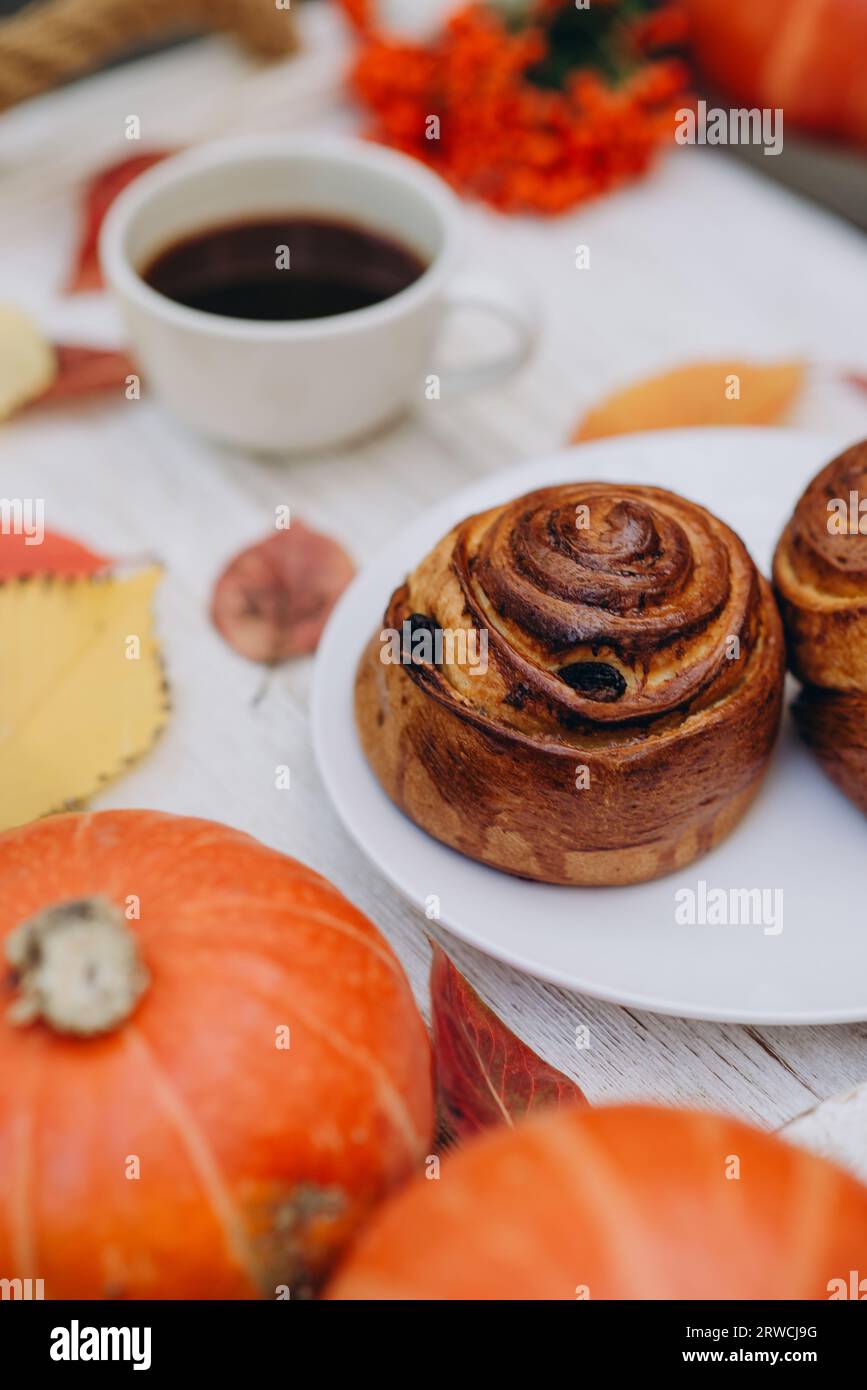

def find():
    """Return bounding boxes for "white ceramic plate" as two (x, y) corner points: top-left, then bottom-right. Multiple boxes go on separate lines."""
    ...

(312, 428), (866, 1023)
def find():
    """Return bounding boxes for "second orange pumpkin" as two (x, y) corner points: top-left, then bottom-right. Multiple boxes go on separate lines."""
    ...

(328, 1103), (867, 1299)
(687, 0), (867, 148)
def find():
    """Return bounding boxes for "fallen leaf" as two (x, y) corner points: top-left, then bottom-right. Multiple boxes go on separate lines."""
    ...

(572, 360), (805, 441)
(843, 371), (867, 396)
(0, 569), (169, 831)
(0, 305), (57, 420)
(38, 345), (139, 402)
(211, 521), (355, 664)
(430, 942), (587, 1141)
(66, 150), (174, 294)
(0, 529), (109, 580)
(0, 304), (140, 421)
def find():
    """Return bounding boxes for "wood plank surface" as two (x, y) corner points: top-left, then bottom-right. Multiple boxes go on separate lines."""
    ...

(1, 5), (866, 1129)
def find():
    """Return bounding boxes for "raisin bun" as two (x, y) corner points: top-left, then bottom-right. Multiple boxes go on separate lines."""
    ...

(356, 482), (785, 885)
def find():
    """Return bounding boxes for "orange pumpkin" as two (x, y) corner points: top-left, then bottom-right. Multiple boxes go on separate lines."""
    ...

(687, 0), (867, 148)
(0, 810), (433, 1298)
(328, 1104), (867, 1299)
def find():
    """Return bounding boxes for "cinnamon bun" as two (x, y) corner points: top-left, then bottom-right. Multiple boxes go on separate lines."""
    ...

(356, 483), (785, 885)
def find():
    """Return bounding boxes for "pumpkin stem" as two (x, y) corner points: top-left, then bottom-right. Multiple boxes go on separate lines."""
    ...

(5, 897), (149, 1037)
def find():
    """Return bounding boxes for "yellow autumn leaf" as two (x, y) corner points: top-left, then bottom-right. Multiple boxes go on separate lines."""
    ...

(0, 305), (56, 420)
(0, 568), (168, 830)
(572, 361), (805, 442)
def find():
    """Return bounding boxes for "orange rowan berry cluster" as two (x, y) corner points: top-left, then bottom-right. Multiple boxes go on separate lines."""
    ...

(339, 1), (690, 215)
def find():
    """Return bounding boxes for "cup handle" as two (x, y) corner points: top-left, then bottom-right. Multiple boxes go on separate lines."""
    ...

(434, 272), (538, 394)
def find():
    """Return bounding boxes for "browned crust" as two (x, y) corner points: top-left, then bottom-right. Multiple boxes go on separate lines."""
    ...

(356, 483), (785, 886)
(792, 687), (867, 816)
(773, 440), (867, 815)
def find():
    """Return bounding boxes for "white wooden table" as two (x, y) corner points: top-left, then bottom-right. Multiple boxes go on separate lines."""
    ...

(2, 5), (867, 1130)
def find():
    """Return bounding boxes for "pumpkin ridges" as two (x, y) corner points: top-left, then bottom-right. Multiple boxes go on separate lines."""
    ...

(132, 824), (285, 888)
(122, 966), (417, 1293)
(0, 814), (146, 938)
(62, 814), (397, 970)
(594, 1109), (807, 1297)
(166, 893), (405, 979)
(647, 1108), (774, 1296)
(678, 1108), (756, 1285)
(4, 809), (308, 907)
(651, 1109), (795, 1295)
(6, 889), (430, 1173)
(124, 1026), (259, 1295)
(327, 1105), (867, 1300)
(129, 937), (431, 1171)
(7, 1087), (37, 1276)
(41, 813), (253, 913)
(21, 1008), (347, 1299)
(688, 0), (867, 146)
(0, 812), (414, 1007)
(32, 1032), (254, 1298)
(0, 810), (433, 1298)
(527, 1109), (672, 1298)
(130, 896), (432, 1160)
(759, 0), (822, 101)
(285, 991), (427, 1161)
(415, 1121), (575, 1300)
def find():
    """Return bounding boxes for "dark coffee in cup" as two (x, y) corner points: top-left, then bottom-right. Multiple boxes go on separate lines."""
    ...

(142, 217), (427, 321)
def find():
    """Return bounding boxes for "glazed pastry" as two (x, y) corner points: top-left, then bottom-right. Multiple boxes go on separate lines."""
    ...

(773, 440), (867, 814)
(356, 483), (785, 885)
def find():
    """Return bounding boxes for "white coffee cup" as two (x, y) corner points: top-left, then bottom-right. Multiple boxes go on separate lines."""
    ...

(100, 135), (537, 453)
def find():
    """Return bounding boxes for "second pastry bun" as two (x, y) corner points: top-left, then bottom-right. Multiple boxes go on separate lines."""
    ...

(773, 440), (867, 814)
(356, 482), (785, 885)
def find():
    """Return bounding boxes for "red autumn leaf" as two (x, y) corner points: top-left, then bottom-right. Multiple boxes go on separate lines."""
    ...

(430, 942), (587, 1141)
(211, 520), (355, 664)
(38, 345), (139, 402)
(843, 371), (867, 395)
(0, 529), (109, 579)
(66, 150), (175, 294)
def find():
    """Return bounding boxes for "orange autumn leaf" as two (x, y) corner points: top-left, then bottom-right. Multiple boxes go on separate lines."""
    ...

(39, 345), (139, 402)
(0, 529), (108, 580)
(66, 151), (174, 293)
(572, 361), (805, 442)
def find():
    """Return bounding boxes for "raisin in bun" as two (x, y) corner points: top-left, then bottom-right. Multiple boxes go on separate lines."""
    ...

(356, 482), (785, 886)
(773, 440), (867, 814)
